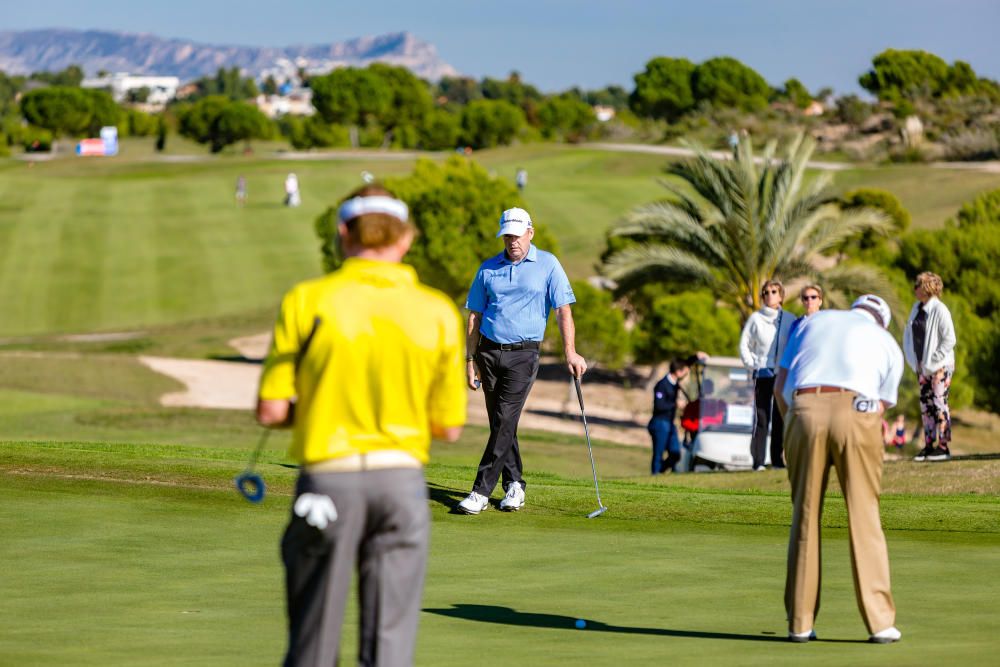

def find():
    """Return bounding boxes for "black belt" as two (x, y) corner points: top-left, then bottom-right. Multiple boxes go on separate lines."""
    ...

(478, 337), (540, 351)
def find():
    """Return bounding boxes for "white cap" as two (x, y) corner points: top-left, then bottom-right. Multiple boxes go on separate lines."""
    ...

(497, 207), (533, 238)
(851, 294), (892, 328)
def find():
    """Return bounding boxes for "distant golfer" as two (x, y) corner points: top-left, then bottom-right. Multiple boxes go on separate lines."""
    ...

(235, 175), (247, 207)
(284, 172), (301, 207)
(515, 167), (528, 192)
(257, 184), (467, 666)
(775, 294), (903, 644)
(457, 207), (586, 514)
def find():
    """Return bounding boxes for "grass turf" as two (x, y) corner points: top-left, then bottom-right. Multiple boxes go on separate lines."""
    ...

(1, 437), (998, 666)
(0, 354), (997, 665)
(2, 144), (998, 337)
(2, 142), (998, 663)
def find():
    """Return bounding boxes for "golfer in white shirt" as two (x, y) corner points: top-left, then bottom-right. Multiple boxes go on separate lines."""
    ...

(774, 294), (904, 645)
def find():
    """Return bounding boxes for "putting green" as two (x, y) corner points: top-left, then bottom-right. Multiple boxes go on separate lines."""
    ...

(1, 440), (997, 666)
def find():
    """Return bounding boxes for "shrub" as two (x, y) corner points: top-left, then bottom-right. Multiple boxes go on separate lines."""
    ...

(629, 57), (697, 121)
(22, 126), (53, 152)
(419, 109), (460, 150)
(955, 188), (1000, 227)
(459, 99), (525, 149)
(691, 57), (771, 112)
(630, 290), (742, 364)
(941, 127), (1000, 161)
(315, 156), (558, 301)
(544, 280), (630, 369)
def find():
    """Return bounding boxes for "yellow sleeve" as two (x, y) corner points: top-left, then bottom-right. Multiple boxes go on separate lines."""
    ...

(258, 287), (305, 401)
(428, 301), (468, 428)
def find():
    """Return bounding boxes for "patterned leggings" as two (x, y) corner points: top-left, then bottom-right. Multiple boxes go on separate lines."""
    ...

(918, 371), (952, 448)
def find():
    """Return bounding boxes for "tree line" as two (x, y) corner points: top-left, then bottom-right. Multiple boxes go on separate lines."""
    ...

(2, 48), (998, 158)
(331, 138), (1000, 416)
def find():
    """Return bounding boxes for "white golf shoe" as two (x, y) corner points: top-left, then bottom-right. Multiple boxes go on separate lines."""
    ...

(869, 626), (901, 644)
(457, 491), (489, 515)
(788, 629), (816, 643)
(499, 482), (525, 511)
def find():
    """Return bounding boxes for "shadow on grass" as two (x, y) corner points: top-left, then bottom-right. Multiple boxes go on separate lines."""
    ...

(526, 407), (642, 429)
(208, 354), (264, 364)
(423, 604), (795, 643)
(427, 482), (469, 512)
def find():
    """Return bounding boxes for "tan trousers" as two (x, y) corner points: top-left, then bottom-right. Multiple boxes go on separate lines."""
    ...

(784, 392), (895, 634)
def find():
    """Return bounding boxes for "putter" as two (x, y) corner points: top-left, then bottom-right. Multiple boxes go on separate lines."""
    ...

(573, 376), (608, 519)
(235, 430), (271, 503)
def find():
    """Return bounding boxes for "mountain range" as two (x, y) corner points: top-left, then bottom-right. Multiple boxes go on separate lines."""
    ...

(0, 29), (459, 82)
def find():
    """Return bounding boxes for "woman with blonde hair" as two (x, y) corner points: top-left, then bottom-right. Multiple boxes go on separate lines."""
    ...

(903, 272), (957, 462)
(739, 279), (794, 469)
(789, 284), (823, 336)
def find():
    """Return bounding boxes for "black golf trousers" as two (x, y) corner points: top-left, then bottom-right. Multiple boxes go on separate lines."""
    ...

(751, 375), (785, 468)
(472, 345), (539, 496)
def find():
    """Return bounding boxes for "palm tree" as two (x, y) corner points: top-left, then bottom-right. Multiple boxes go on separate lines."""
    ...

(603, 133), (900, 322)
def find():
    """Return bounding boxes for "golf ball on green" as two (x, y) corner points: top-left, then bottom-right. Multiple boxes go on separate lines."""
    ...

(575, 619), (586, 629)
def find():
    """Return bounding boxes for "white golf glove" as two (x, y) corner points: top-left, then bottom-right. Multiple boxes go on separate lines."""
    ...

(294, 493), (338, 530)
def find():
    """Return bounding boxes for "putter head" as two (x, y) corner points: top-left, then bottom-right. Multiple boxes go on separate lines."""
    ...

(587, 506), (608, 519)
(235, 472), (266, 504)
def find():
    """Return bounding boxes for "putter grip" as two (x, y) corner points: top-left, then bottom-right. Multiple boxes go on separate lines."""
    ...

(574, 377), (585, 412)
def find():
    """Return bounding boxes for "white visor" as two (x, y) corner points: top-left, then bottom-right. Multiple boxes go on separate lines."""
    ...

(338, 196), (409, 224)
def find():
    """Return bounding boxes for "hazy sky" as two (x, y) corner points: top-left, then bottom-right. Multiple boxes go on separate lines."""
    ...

(5, 0), (1000, 93)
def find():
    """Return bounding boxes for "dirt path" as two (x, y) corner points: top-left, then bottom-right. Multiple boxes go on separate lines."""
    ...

(591, 142), (852, 171)
(140, 335), (653, 447)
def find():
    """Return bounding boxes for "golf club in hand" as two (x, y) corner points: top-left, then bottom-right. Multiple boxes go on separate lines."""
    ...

(573, 376), (607, 519)
(235, 430), (271, 503)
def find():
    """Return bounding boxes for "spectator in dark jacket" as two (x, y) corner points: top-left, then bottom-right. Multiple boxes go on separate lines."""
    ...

(648, 359), (691, 474)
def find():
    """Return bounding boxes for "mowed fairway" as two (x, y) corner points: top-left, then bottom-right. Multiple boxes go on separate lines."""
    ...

(2, 144), (998, 336)
(2, 144), (999, 664)
(2, 435), (999, 666)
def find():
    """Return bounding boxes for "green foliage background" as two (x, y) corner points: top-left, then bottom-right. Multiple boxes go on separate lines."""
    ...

(315, 156), (558, 303)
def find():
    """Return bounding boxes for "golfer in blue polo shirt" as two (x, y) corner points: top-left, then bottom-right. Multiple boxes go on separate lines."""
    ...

(457, 207), (587, 514)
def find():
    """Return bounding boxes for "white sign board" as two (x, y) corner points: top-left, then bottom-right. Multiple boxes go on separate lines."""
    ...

(726, 404), (753, 427)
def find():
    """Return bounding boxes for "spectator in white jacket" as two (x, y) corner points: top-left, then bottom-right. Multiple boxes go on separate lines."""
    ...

(902, 272), (957, 462)
(739, 279), (795, 470)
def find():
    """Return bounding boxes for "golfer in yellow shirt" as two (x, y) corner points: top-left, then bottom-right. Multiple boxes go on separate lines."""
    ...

(257, 184), (467, 666)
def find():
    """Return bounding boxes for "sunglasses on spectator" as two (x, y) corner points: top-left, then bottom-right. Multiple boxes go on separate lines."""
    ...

(801, 294), (820, 301)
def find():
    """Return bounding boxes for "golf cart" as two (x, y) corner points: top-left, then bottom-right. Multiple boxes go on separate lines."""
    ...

(676, 356), (770, 472)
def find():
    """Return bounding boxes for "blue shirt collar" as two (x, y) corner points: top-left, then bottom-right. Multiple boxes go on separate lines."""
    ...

(501, 244), (538, 265)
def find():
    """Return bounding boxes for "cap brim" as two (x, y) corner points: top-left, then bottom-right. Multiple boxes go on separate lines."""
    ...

(497, 223), (529, 238)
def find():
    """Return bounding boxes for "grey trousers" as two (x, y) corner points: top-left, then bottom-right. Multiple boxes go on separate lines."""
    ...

(281, 468), (430, 667)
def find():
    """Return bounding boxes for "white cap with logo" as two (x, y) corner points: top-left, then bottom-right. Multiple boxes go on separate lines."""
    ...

(497, 207), (533, 238)
(851, 294), (892, 329)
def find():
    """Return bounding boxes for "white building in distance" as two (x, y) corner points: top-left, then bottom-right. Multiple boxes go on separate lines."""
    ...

(593, 105), (617, 122)
(254, 89), (315, 118)
(81, 73), (180, 107)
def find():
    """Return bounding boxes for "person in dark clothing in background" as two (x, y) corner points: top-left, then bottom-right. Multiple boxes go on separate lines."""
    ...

(648, 358), (691, 474)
